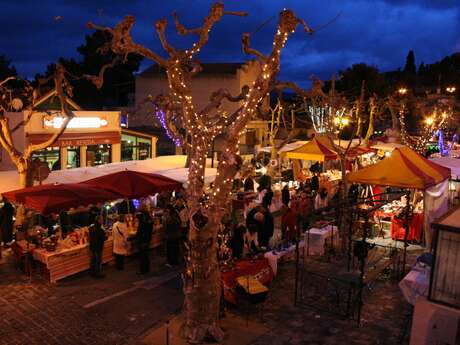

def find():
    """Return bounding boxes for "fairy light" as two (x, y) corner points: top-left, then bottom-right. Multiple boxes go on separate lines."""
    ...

(154, 107), (181, 147)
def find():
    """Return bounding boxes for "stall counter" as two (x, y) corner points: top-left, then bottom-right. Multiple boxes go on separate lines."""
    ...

(33, 238), (114, 283)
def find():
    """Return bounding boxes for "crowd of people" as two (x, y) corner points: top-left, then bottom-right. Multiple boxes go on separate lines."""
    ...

(223, 173), (343, 261)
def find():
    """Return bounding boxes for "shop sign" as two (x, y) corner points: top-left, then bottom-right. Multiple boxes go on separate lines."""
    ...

(43, 115), (108, 129)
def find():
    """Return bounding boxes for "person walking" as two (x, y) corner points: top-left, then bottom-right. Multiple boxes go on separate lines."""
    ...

(0, 201), (14, 246)
(164, 205), (181, 267)
(89, 215), (106, 277)
(112, 214), (128, 270)
(136, 205), (153, 274)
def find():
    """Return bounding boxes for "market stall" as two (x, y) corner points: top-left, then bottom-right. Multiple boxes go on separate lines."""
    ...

(4, 171), (183, 282)
(348, 147), (451, 247)
(221, 257), (274, 304)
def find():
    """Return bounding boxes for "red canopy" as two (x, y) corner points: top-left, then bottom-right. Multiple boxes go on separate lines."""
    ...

(80, 170), (182, 199)
(3, 183), (120, 215)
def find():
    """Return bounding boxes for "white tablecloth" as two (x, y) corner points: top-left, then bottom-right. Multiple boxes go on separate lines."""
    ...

(264, 242), (302, 276)
(399, 265), (430, 305)
(304, 225), (338, 255)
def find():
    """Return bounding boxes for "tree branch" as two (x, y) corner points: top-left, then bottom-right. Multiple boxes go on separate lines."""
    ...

(176, 3), (247, 58)
(199, 85), (249, 115)
(83, 57), (120, 89)
(0, 76), (15, 87)
(88, 16), (167, 66)
(155, 18), (177, 55)
(242, 33), (267, 62)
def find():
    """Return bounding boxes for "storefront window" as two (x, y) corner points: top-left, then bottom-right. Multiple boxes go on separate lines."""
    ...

(121, 134), (136, 161)
(137, 137), (151, 160)
(67, 146), (80, 169)
(121, 133), (152, 161)
(31, 147), (60, 171)
(87, 144), (112, 167)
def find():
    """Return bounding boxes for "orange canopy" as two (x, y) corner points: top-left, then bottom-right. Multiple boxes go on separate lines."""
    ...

(347, 147), (451, 190)
(285, 136), (337, 161)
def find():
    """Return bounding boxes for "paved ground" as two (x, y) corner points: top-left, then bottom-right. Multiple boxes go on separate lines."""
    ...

(244, 262), (412, 345)
(0, 246), (414, 345)
(0, 248), (183, 345)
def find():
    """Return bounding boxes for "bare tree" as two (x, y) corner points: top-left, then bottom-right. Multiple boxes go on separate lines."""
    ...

(90, 3), (313, 342)
(0, 62), (115, 188)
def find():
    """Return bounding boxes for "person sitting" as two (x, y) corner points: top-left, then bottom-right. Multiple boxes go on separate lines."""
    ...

(314, 187), (329, 210)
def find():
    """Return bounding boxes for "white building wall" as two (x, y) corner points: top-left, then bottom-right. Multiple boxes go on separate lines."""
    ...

(0, 112), (25, 171)
(132, 61), (262, 127)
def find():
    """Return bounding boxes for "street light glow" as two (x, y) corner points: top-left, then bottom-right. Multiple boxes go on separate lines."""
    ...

(446, 86), (456, 93)
(398, 88), (407, 95)
(425, 117), (434, 126)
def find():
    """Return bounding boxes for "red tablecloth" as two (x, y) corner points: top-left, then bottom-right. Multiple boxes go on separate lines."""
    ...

(221, 258), (274, 304)
(391, 213), (424, 242)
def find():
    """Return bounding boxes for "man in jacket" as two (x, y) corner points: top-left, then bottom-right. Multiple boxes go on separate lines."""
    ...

(112, 214), (129, 270)
(89, 215), (106, 277)
(136, 206), (153, 274)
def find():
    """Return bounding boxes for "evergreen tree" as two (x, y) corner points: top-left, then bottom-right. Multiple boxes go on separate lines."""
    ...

(0, 55), (17, 80)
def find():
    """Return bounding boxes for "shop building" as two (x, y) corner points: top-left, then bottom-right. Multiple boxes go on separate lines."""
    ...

(132, 61), (270, 154)
(0, 110), (157, 172)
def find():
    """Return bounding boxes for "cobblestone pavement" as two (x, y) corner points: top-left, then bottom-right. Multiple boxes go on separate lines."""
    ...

(1, 246), (414, 345)
(0, 249), (183, 345)
(239, 257), (413, 345)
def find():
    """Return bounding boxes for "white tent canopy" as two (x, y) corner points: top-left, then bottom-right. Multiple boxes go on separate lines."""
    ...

(0, 155), (217, 196)
(429, 157), (460, 180)
(370, 141), (406, 152)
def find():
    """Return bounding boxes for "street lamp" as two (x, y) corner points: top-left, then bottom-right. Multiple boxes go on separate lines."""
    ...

(398, 88), (408, 95)
(446, 86), (456, 94)
(425, 117), (434, 126)
(333, 116), (350, 129)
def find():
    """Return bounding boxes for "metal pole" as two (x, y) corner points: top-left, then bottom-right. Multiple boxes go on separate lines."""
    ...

(294, 223), (300, 306)
(165, 320), (169, 345)
(402, 191), (411, 277)
(357, 211), (369, 326)
(211, 139), (215, 168)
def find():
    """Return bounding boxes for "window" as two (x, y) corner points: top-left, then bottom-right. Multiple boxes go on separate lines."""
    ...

(87, 144), (112, 167)
(32, 147), (61, 171)
(137, 137), (151, 160)
(121, 134), (152, 161)
(67, 146), (80, 169)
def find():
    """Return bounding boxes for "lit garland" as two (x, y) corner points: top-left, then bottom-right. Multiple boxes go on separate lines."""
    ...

(154, 106), (181, 147)
(89, 4), (314, 342)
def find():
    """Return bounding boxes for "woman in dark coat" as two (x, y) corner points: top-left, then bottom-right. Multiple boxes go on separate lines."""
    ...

(164, 205), (181, 266)
(0, 202), (14, 245)
(136, 206), (153, 274)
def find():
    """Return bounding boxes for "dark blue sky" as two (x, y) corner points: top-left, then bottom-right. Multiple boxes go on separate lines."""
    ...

(1, 0), (459, 86)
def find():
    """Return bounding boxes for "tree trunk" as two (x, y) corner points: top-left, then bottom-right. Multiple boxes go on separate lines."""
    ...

(182, 219), (223, 343)
(17, 160), (31, 188)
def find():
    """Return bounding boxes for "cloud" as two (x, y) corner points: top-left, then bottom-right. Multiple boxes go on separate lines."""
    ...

(0, 0), (457, 87)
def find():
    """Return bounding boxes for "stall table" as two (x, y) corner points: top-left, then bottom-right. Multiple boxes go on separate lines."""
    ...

(399, 264), (430, 305)
(304, 225), (339, 256)
(32, 239), (114, 283)
(391, 213), (423, 242)
(221, 258), (274, 304)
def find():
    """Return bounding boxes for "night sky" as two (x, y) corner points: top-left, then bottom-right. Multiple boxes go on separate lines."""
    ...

(1, 0), (459, 86)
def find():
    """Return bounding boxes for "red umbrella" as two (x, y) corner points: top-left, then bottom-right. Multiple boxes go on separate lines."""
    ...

(80, 170), (182, 199)
(3, 183), (120, 215)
